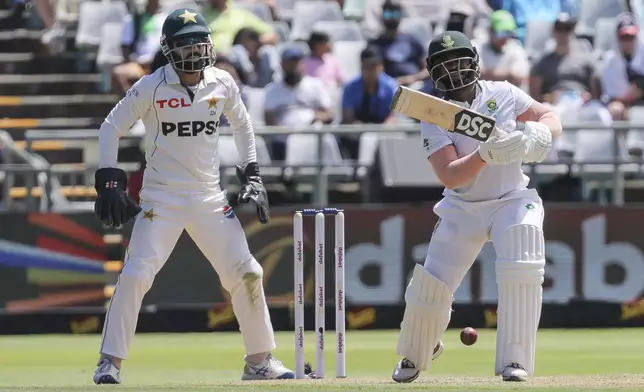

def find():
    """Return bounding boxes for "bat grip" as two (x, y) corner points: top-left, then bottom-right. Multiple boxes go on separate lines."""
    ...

(492, 126), (508, 137)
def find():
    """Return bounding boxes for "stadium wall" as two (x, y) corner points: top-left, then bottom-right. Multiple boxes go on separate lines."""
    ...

(1, 205), (644, 334)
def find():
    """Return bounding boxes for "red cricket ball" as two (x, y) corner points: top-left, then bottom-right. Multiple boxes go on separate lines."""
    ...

(460, 327), (478, 346)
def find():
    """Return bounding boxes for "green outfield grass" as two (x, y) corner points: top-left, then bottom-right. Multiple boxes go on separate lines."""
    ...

(1, 329), (643, 391)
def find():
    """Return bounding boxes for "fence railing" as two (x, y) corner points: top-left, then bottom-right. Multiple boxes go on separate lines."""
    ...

(1, 122), (643, 210)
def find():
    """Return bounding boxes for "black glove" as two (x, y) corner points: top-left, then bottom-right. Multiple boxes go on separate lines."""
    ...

(235, 162), (270, 224)
(94, 168), (142, 228)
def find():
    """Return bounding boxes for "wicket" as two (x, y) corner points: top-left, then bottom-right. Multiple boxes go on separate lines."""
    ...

(293, 207), (346, 379)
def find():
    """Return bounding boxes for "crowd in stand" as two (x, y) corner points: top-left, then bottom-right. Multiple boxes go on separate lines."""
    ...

(7, 0), (644, 178)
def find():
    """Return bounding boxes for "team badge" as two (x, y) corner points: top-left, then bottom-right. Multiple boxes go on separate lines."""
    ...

(486, 99), (497, 113)
(178, 10), (197, 24)
(441, 35), (454, 48)
(223, 204), (235, 219)
(208, 97), (219, 109)
(143, 208), (156, 222)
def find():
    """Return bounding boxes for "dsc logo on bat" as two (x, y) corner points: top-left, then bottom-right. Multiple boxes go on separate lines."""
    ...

(454, 111), (494, 141)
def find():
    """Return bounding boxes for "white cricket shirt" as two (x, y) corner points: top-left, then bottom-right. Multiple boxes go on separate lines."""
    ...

(420, 80), (533, 202)
(98, 64), (256, 194)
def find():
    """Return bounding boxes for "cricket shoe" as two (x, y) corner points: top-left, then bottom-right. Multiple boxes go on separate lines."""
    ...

(502, 363), (528, 382)
(93, 357), (121, 384)
(392, 340), (444, 383)
(241, 354), (295, 380)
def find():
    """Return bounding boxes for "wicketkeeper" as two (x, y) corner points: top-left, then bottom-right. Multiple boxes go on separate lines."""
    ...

(92, 8), (292, 384)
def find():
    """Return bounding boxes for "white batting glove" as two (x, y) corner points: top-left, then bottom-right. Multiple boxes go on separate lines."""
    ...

(522, 121), (553, 163)
(478, 130), (528, 165)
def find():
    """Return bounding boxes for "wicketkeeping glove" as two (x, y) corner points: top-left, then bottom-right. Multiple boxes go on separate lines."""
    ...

(94, 168), (142, 228)
(522, 121), (553, 163)
(478, 130), (528, 165)
(236, 162), (270, 224)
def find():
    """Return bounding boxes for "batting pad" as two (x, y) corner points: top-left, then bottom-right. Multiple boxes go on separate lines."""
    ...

(494, 224), (545, 376)
(397, 264), (453, 370)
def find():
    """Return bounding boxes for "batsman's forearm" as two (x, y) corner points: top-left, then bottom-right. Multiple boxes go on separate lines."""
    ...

(538, 111), (562, 138)
(98, 122), (121, 169)
(439, 151), (486, 189)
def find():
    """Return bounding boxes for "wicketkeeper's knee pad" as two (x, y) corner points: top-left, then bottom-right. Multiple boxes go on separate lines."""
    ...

(494, 224), (545, 376)
(397, 264), (453, 370)
(118, 258), (157, 294)
(226, 256), (275, 355)
(221, 256), (264, 293)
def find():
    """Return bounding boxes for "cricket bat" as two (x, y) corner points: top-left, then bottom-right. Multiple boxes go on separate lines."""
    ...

(390, 86), (497, 142)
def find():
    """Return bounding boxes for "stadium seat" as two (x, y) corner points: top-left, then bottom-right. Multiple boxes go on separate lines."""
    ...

(576, 0), (629, 38)
(291, 1), (344, 41)
(275, 0), (296, 21)
(312, 20), (364, 42)
(627, 106), (644, 157)
(356, 132), (407, 179)
(593, 18), (619, 59)
(342, 0), (365, 20)
(75, 1), (129, 48)
(162, 0), (199, 13)
(244, 87), (266, 126)
(399, 17), (433, 47)
(332, 40), (367, 82)
(236, 2), (273, 22)
(573, 104), (636, 201)
(217, 134), (278, 187)
(524, 20), (554, 61)
(284, 133), (353, 181)
(96, 22), (125, 67)
(272, 21), (291, 42)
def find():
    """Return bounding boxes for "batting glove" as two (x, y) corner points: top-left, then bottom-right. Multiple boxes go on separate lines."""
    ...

(522, 121), (552, 163)
(478, 130), (528, 165)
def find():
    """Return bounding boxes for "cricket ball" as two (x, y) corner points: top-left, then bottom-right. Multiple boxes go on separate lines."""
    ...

(460, 327), (478, 346)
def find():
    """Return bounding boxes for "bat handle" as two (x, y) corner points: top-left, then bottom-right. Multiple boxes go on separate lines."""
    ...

(492, 126), (508, 137)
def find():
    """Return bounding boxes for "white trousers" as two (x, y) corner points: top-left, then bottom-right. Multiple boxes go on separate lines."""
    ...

(424, 188), (544, 292)
(100, 187), (276, 359)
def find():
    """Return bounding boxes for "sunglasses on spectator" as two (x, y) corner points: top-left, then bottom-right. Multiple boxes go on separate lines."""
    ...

(554, 24), (574, 32)
(383, 10), (402, 20)
(619, 34), (637, 41)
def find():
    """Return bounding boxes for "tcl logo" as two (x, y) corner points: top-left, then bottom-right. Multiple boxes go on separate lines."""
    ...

(156, 98), (191, 109)
(162, 121), (219, 137)
(453, 112), (494, 141)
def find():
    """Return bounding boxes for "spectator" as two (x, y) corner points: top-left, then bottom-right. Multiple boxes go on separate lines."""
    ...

(340, 47), (398, 158)
(599, 13), (644, 121)
(474, 10), (529, 87)
(229, 28), (280, 88)
(264, 47), (333, 159)
(341, 47), (398, 125)
(203, 0), (279, 55)
(490, 0), (578, 44)
(302, 31), (344, 90)
(35, 0), (66, 53)
(111, 0), (165, 95)
(367, 0), (427, 86)
(529, 13), (597, 105)
(244, 0), (279, 21)
(445, 1), (492, 39)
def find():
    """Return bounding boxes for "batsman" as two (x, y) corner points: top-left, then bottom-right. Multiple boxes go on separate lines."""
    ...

(92, 9), (293, 384)
(392, 31), (562, 383)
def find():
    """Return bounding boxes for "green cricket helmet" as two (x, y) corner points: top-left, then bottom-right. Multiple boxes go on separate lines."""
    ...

(160, 8), (214, 74)
(426, 31), (480, 92)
